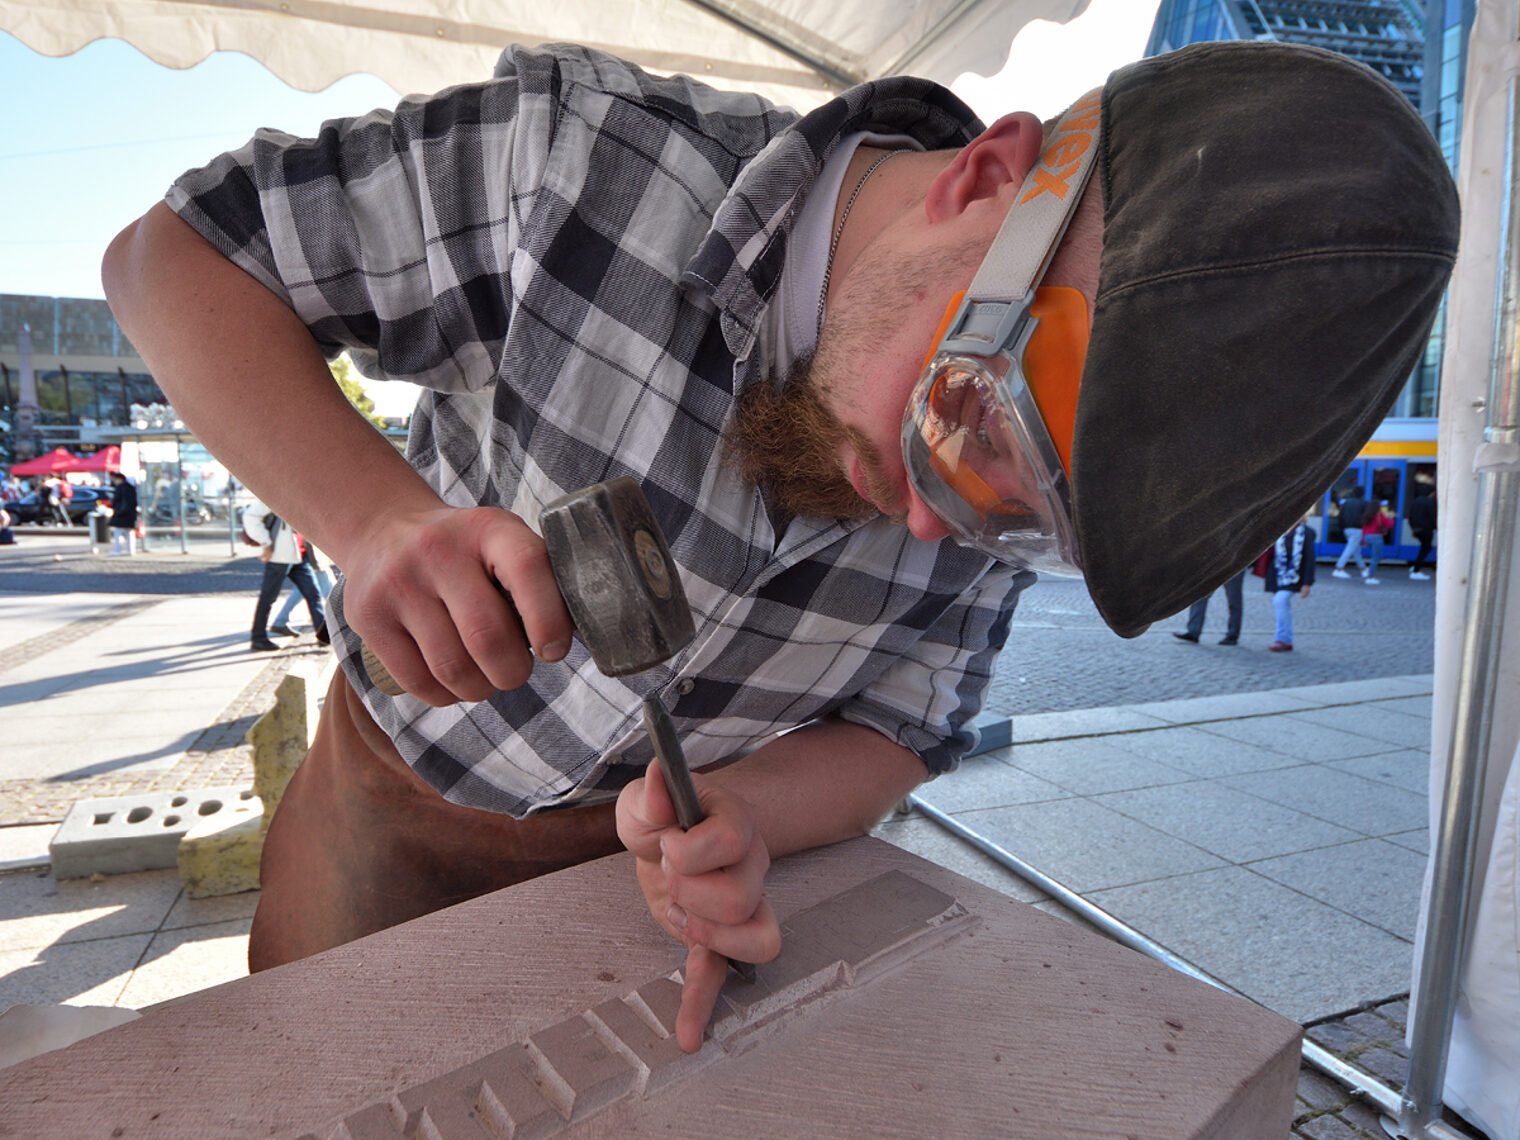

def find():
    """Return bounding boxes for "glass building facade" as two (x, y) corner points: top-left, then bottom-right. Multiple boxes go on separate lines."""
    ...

(1, 293), (164, 463)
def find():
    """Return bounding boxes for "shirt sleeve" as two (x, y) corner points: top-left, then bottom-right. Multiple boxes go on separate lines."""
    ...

(164, 53), (551, 395)
(836, 560), (1031, 778)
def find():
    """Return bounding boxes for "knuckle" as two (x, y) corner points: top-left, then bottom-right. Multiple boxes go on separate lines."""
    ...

(428, 656), (491, 702)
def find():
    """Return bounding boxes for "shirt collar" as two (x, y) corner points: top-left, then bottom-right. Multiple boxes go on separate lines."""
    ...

(682, 76), (984, 363)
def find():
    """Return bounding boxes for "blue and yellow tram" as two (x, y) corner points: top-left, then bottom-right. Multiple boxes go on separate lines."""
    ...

(1308, 420), (1437, 565)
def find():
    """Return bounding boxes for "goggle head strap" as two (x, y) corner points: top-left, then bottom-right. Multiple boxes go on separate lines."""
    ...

(936, 87), (1103, 361)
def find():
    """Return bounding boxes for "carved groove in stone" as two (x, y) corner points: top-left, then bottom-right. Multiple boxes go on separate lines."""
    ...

(321, 871), (974, 1138)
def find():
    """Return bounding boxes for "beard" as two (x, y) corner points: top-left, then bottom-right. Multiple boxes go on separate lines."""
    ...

(726, 224), (989, 523)
(725, 352), (896, 522)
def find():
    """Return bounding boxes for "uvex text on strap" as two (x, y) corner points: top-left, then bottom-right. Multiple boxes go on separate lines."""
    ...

(901, 88), (1101, 575)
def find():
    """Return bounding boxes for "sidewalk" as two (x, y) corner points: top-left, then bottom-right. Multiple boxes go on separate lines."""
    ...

(0, 534), (1479, 1137)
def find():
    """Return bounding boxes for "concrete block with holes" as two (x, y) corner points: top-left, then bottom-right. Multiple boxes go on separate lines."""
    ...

(174, 661), (328, 898)
(48, 786), (258, 880)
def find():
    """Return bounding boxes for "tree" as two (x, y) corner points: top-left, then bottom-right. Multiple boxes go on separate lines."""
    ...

(330, 355), (387, 430)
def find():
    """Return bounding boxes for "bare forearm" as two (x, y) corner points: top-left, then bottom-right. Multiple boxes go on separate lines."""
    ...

(703, 719), (927, 858)
(101, 202), (442, 567)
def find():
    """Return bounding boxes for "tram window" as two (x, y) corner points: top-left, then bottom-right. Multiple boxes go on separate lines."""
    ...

(1327, 468), (1361, 544)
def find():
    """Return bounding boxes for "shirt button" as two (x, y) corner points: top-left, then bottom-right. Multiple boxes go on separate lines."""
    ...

(606, 753), (623, 766)
(676, 679), (696, 696)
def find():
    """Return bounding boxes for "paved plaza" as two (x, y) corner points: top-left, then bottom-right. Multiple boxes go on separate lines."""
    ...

(0, 526), (1481, 1137)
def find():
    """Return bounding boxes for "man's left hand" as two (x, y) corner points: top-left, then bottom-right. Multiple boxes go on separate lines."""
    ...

(616, 758), (780, 1052)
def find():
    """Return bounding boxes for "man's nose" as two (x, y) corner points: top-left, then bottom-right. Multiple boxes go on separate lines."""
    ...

(904, 493), (952, 543)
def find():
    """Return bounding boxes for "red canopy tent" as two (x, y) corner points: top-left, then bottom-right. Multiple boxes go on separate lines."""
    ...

(8, 448), (78, 477)
(69, 446), (121, 473)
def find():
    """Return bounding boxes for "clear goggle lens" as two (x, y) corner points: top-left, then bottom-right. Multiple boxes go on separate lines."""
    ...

(902, 353), (1081, 576)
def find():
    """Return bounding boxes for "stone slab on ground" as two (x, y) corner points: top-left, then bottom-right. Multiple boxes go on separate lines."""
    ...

(50, 786), (257, 879)
(0, 837), (1301, 1139)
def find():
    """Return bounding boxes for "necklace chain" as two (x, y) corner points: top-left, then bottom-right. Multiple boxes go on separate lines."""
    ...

(816, 149), (913, 339)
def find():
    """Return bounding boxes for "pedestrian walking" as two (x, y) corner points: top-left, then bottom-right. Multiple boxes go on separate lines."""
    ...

(1174, 567), (1246, 645)
(1332, 485), (1368, 578)
(41, 478), (70, 527)
(242, 499), (325, 651)
(1409, 489), (1437, 579)
(270, 542), (334, 636)
(1361, 500), (1394, 585)
(1265, 519), (1316, 651)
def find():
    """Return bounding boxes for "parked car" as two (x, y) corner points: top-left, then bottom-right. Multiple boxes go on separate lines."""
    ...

(7, 486), (111, 525)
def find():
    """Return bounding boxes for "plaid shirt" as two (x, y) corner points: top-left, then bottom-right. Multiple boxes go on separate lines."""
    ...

(168, 43), (1033, 816)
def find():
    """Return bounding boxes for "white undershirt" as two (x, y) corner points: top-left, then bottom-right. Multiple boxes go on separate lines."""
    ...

(759, 131), (918, 382)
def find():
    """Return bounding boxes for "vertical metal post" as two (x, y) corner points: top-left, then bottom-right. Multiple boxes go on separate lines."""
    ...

(1400, 14), (1520, 1132)
(176, 436), (189, 554)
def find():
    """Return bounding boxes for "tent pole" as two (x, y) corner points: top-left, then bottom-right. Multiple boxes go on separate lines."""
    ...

(906, 796), (1471, 1140)
(1400, 10), (1520, 1132)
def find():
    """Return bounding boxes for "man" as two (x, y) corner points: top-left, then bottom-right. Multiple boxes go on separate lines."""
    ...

(1409, 488), (1437, 579)
(102, 40), (1457, 1051)
(242, 500), (327, 651)
(1333, 484), (1369, 578)
(107, 471), (138, 556)
(1173, 568), (1246, 647)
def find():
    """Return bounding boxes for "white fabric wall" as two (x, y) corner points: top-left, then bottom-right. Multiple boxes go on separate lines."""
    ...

(1410, 3), (1520, 1137)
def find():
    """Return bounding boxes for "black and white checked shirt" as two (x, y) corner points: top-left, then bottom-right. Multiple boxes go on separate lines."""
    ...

(167, 43), (1035, 816)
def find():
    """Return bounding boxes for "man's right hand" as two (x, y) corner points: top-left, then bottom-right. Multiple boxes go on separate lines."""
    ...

(340, 504), (575, 706)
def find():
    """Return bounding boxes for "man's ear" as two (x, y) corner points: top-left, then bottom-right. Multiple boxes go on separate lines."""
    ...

(926, 111), (1044, 222)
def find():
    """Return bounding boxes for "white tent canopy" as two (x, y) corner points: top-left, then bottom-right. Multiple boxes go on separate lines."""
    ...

(0, 0), (1089, 110)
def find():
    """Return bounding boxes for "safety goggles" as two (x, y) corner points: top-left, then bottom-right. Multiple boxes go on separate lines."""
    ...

(901, 89), (1101, 576)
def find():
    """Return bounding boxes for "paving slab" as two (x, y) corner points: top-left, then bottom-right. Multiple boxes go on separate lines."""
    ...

(0, 825), (52, 871)
(1376, 694), (1434, 719)
(0, 534), (1453, 1139)
(1269, 676), (1433, 707)
(1220, 765), (1429, 838)
(910, 752), (1071, 811)
(945, 797), (1227, 892)
(1383, 829), (1430, 856)
(1106, 724), (1307, 777)
(870, 815), (1051, 905)
(1325, 748), (1432, 795)
(1087, 866), (1416, 1023)
(0, 932), (151, 1008)
(161, 886), (260, 932)
(1286, 704), (1434, 750)
(998, 735), (1197, 795)
(0, 866), (183, 952)
(1126, 689), (1324, 723)
(1195, 715), (1401, 764)
(0, 594), (270, 784)
(0, 592), (144, 651)
(1094, 779), (1362, 864)
(1247, 839), (1427, 941)
(115, 917), (252, 1009)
